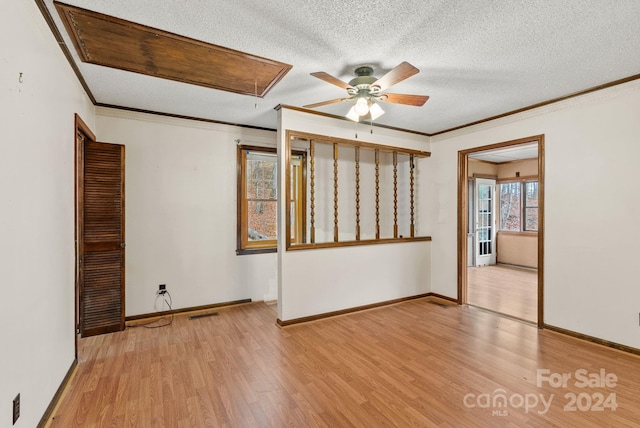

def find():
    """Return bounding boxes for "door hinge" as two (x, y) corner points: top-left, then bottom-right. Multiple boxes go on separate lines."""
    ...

(76, 324), (81, 335)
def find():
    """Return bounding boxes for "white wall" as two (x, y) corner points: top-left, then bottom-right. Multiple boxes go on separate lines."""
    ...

(281, 243), (431, 320)
(430, 80), (640, 348)
(95, 108), (278, 316)
(0, 0), (95, 426)
(277, 108), (432, 321)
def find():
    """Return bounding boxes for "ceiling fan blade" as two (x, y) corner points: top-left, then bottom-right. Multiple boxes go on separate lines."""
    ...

(310, 72), (354, 90)
(380, 93), (429, 106)
(303, 98), (348, 109)
(370, 62), (419, 91)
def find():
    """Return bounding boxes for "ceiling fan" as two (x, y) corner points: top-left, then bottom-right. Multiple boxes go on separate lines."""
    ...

(304, 61), (429, 122)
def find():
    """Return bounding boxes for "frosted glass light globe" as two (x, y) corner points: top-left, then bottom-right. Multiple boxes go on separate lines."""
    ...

(354, 97), (370, 116)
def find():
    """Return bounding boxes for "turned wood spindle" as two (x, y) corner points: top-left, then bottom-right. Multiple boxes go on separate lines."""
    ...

(333, 143), (339, 242)
(393, 151), (398, 239)
(355, 147), (360, 241)
(375, 149), (380, 240)
(410, 154), (415, 238)
(309, 141), (315, 244)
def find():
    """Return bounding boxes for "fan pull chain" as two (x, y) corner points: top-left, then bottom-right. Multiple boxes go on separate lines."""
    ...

(254, 79), (258, 109)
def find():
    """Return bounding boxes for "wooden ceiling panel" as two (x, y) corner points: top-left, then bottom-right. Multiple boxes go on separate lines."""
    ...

(54, 2), (291, 97)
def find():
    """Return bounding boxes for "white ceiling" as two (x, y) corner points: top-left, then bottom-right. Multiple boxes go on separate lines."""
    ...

(469, 142), (538, 163)
(43, 1), (640, 134)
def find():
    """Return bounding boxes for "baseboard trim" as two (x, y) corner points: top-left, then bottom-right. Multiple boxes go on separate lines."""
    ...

(277, 293), (433, 327)
(496, 262), (538, 271)
(469, 304), (535, 325)
(38, 358), (78, 428)
(427, 292), (458, 304)
(125, 298), (252, 323)
(543, 324), (640, 357)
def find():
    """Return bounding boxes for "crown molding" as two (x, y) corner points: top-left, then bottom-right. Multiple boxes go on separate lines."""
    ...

(431, 76), (640, 142)
(95, 105), (277, 138)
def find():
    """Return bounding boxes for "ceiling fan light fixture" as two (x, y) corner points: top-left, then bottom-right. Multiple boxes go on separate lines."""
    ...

(369, 102), (385, 120)
(354, 97), (370, 116)
(308, 61), (427, 123)
(346, 106), (360, 122)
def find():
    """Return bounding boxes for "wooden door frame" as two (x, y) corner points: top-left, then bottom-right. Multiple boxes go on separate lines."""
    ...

(74, 114), (95, 356)
(457, 135), (545, 328)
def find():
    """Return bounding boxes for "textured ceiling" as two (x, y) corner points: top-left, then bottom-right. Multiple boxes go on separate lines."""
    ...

(43, 1), (640, 134)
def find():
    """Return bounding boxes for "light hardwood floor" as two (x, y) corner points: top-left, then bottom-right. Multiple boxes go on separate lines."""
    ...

(468, 264), (537, 322)
(48, 300), (640, 427)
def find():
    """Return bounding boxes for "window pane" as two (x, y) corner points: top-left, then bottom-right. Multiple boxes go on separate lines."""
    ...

(525, 182), (538, 207)
(478, 228), (488, 241)
(479, 185), (487, 199)
(525, 207), (538, 231)
(290, 201), (297, 240)
(290, 158), (302, 243)
(524, 181), (538, 231)
(247, 200), (277, 240)
(246, 152), (277, 200)
(499, 182), (521, 231)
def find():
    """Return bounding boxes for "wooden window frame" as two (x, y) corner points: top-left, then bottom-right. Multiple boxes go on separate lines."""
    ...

(236, 145), (306, 255)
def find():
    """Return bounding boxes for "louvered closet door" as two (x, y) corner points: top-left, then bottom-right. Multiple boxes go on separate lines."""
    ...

(81, 141), (125, 337)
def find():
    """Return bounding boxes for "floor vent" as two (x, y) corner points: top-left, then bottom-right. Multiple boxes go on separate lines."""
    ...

(189, 312), (220, 320)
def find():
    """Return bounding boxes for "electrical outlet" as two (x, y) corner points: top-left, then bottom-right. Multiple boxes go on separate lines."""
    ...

(158, 284), (166, 295)
(13, 393), (20, 425)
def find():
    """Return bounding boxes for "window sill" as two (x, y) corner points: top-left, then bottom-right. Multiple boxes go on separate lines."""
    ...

(236, 247), (277, 256)
(497, 230), (538, 236)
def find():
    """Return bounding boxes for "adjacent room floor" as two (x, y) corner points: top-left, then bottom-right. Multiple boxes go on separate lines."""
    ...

(468, 264), (537, 323)
(46, 299), (640, 427)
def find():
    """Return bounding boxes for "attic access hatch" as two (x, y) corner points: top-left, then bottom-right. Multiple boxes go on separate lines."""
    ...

(54, 2), (292, 97)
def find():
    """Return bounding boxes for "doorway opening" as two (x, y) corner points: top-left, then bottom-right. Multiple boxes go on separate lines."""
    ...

(458, 135), (544, 327)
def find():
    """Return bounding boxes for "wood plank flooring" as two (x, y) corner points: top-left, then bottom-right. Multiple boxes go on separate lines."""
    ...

(47, 300), (640, 427)
(468, 264), (537, 322)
